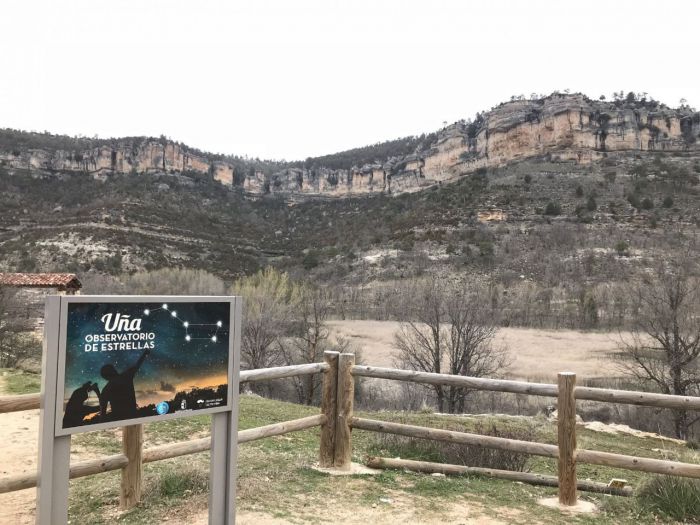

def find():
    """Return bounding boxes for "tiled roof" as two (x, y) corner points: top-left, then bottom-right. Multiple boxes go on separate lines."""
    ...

(0, 273), (81, 288)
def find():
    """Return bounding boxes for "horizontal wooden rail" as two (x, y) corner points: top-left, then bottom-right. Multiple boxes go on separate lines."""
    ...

(352, 366), (559, 397)
(352, 417), (700, 480)
(0, 393), (40, 414)
(142, 437), (210, 464)
(238, 414), (325, 443)
(350, 417), (558, 458)
(0, 453), (128, 494)
(352, 365), (700, 410)
(366, 457), (633, 497)
(143, 414), (326, 462)
(575, 386), (700, 410)
(0, 414), (326, 495)
(240, 362), (328, 383)
(577, 448), (700, 478)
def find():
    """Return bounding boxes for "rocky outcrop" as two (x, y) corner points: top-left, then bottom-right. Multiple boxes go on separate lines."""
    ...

(244, 156), (428, 198)
(246, 94), (700, 197)
(212, 162), (234, 186)
(0, 139), (236, 186)
(2, 94), (698, 198)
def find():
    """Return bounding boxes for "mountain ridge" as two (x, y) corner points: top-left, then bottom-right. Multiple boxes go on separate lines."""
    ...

(1, 92), (697, 199)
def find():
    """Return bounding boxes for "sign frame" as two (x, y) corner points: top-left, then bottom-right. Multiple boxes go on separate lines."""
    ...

(36, 295), (242, 525)
(52, 295), (236, 436)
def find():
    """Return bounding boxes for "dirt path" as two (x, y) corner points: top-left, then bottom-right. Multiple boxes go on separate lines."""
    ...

(191, 500), (515, 524)
(0, 375), (39, 525)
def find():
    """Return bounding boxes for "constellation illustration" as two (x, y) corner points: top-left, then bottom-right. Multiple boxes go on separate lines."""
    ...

(143, 303), (224, 342)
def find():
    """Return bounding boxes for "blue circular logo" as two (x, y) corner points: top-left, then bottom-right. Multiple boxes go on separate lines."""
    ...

(156, 401), (170, 415)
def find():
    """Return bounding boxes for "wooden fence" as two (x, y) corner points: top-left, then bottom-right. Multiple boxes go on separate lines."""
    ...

(350, 360), (700, 506)
(1, 351), (699, 510)
(0, 361), (331, 506)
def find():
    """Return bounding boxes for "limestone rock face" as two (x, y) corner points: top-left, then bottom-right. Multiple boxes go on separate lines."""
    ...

(247, 94), (700, 197)
(2, 94), (698, 198)
(212, 162), (234, 186)
(0, 139), (235, 186)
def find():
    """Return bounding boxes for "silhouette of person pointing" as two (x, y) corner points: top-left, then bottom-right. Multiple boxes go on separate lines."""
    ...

(100, 348), (150, 420)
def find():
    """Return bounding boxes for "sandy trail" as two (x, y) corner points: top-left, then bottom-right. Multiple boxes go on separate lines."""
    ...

(0, 375), (39, 525)
(329, 321), (624, 381)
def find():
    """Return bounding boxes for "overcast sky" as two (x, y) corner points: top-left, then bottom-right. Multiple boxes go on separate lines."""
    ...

(2, 0), (698, 161)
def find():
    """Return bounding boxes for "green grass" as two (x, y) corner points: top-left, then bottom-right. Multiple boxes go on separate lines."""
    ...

(0, 368), (41, 394)
(637, 476), (700, 522)
(0, 369), (695, 524)
(59, 395), (700, 523)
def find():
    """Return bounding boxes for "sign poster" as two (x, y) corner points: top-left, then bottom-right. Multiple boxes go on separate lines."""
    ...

(57, 299), (233, 434)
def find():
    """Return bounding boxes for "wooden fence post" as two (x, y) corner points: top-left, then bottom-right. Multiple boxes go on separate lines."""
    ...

(120, 424), (143, 509)
(334, 353), (355, 470)
(319, 351), (339, 467)
(557, 372), (577, 506)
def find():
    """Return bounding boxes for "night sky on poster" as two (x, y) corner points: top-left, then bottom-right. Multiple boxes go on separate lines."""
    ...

(62, 301), (230, 430)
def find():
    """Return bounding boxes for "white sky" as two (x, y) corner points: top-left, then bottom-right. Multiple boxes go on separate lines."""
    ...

(1, 0), (698, 161)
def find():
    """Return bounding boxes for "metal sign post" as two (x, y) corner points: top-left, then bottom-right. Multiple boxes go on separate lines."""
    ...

(36, 296), (241, 525)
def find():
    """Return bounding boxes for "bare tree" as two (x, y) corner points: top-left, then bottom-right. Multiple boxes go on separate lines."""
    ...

(231, 267), (301, 376)
(280, 286), (332, 405)
(618, 262), (700, 439)
(394, 278), (509, 413)
(0, 287), (37, 368)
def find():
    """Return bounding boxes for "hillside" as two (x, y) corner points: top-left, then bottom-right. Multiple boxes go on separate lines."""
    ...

(0, 91), (699, 328)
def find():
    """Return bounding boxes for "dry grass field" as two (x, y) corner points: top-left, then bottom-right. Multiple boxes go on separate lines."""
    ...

(328, 321), (625, 383)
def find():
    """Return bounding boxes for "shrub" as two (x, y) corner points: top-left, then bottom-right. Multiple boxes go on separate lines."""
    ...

(478, 241), (494, 257)
(544, 201), (561, 216)
(302, 250), (319, 270)
(615, 240), (629, 256)
(575, 185), (584, 197)
(371, 421), (534, 472)
(586, 195), (597, 211)
(687, 439), (700, 450)
(641, 197), (654, 209)
(627, 193), (641, 209)
(0, 333), (42, 369)
(92, 253), (122, 274)
(148, 465), (209, 499)
(637, 476), (700, 522)
(663, 195), (674, 208)
(524, 174), (532, 184)
(120, 268), (226, 295)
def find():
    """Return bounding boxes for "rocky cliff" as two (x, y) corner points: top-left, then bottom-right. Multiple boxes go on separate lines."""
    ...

(245, 93), (700, 197)
(0, 138), (235, 186)
(1, 93), (698, 197)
